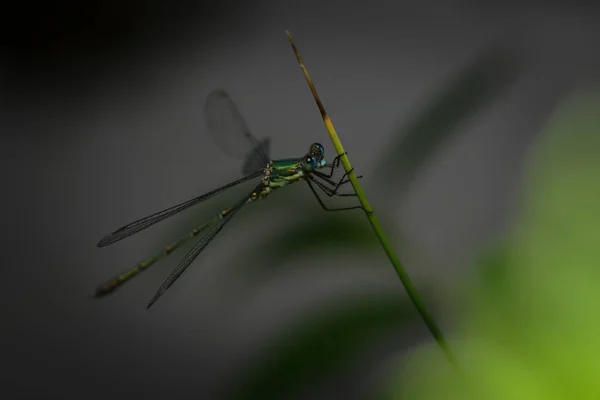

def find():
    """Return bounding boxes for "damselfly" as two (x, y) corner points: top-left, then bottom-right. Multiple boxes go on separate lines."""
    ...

(95, 89), (363, 309)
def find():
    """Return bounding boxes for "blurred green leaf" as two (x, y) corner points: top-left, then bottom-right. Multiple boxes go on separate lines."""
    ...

(386, 90), (600, 400)
(225, 294), (420, 400)
(228, 180), (415, 282)
(237, 210), (380, 281)
(373, 45), (520, 201)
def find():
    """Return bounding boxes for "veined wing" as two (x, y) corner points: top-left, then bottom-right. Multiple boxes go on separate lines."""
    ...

(146, 184), (262, 309)
(97, 170), (263, 247)
(204, 89), (270, 174)
(95, 211), (224, 296)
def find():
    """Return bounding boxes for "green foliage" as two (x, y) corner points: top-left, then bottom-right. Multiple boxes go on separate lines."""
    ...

(236, 210), (378, 281)
(224, 295), (419, 400)
(387, 90), (600, 399)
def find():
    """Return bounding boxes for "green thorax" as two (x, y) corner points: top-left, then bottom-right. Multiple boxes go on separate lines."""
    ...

(261, 158), (305, 189)
(271, 158), (303, 175)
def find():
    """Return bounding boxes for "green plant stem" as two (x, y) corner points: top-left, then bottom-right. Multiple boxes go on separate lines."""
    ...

(285, 30), (457, 366)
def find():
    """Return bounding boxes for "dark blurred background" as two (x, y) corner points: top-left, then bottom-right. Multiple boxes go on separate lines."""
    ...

(2, 0), (599, 399)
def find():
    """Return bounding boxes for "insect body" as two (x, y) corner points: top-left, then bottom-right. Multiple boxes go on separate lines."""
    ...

(95, 90), (362, 309)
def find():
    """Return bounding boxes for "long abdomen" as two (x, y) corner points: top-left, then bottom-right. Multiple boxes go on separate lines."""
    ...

(95, 210), (228, 296)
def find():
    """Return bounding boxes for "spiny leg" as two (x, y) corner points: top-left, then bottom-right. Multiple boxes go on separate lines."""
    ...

(313, 168), (363, 197)
(313, 167), (362, 188)
(311, 176), (357, 199)
(306, 177), (364, 212)
(312, 171), (338, 187)
(319, 152), (346, 178)
(332, 167), (363, 190)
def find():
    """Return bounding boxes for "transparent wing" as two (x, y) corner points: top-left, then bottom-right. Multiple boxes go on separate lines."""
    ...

(204, 89), (270, 168)
(145, 184), (261, 309)
(97, 170), (263, 247)
(242, 137), (270, 175)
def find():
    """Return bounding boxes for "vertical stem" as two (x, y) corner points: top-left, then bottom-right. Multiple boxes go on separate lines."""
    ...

(285, 30), (457, 365)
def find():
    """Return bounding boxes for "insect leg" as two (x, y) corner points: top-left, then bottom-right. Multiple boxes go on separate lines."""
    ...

(312, 168), (363, 197)
(319, 152), (346, 178)
(306, 177), (364, 212)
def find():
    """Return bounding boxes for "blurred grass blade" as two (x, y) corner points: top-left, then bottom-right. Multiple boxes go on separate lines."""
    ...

(237, 211), (379, 280)
(226, 295), (419, 400)
(373, 45), (520, 200)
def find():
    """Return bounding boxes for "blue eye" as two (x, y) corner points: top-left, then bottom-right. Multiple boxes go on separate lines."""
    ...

(304, 156), (317, 171)
(310, 143), (324, 156)
(308, 143), (325, 168)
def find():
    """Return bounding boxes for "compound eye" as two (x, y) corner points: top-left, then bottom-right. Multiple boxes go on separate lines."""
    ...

(304, 156), (317, 171)
(310, 143), (324, 158)
(310, 142), (323, 152)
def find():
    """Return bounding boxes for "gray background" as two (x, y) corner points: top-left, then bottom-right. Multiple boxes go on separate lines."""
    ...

(2, 0), (599, 398)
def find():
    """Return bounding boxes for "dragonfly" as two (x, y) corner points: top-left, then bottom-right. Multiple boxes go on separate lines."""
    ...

(95, 89), (364, 309)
